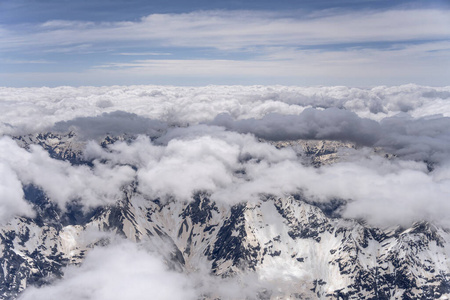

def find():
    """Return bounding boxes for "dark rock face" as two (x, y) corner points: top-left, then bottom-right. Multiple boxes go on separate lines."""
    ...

(2, 191), (450, 299)
(1, 133), (449, 299)
(13, 132), (84, 165)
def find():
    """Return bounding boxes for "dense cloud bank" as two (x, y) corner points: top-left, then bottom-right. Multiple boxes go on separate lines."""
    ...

(211, 109), (450, 163)
(0, 84), (449, 227)
(0, 123), (448, 227)
(1, 84), (450, 135)
(90, 127), (450, 227)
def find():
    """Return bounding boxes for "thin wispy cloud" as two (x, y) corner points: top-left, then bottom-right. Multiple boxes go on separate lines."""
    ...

(116, 52), (172, 56)
(1, 7), (449, 86)
(2, 9), (450, 50)
(2, 59), (55, 64)
(42, 44), (94, 54)
(91, 41), (450, 83)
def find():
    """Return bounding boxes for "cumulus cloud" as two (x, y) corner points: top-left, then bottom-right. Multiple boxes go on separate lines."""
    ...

(84, 127), (297, 202)
(1, 84), (450, 227)
(82, 126), (450, 227)
(0, 163), (34, 224)
(306, 153), (450, 226)
(1, 84), (450, 136)
(0, 136), (135, 210)
(18, 240), (197, 300)
(18, 236), (280, 300)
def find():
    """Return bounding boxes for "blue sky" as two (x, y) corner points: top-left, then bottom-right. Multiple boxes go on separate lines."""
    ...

(1, 0), (449, 87)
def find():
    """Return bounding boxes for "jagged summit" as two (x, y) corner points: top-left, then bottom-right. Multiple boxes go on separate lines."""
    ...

(0, 132), (449, 300)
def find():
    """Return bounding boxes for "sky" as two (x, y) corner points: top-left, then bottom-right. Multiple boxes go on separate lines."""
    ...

(1, 0), (450, 87)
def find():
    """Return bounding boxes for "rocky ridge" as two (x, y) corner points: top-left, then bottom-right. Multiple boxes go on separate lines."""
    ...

(0, 133), (449, 299)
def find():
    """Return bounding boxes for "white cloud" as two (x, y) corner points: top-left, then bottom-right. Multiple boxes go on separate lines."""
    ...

(1, 8), (449, 86)
(83, 126), (450, 227)
(1, 84), (450, 136)
(1, 59), (54, 64)
(17, 236), (279, 300)
(116, 52), (172, 56)
(1, 85), (450, 227)
(137, 136), (240, 201)
(2, 9), (450, 51)
(18, 240), (197, 300)
(13, 40), (442, 86)
(212, 108), (450, 163)
(0, 136), (135, 210)
(305, 153), (450, 226)
(0, 162), (34, 224)
(92, 42), (450, 80)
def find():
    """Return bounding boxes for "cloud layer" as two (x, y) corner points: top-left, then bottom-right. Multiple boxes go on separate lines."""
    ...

(0, 84), (450, 227)
(211, 109), (450, 163)
(1, 8), (450, 85)
(1, 84), (450, 135)
(82, 126), (450, 227)
(3, 10), (450, 51)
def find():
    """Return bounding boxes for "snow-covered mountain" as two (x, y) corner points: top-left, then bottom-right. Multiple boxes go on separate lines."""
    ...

(0, 132), (449, 300)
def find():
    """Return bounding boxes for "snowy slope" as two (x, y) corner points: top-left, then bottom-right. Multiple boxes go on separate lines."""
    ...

(0, 133), (449, 300)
